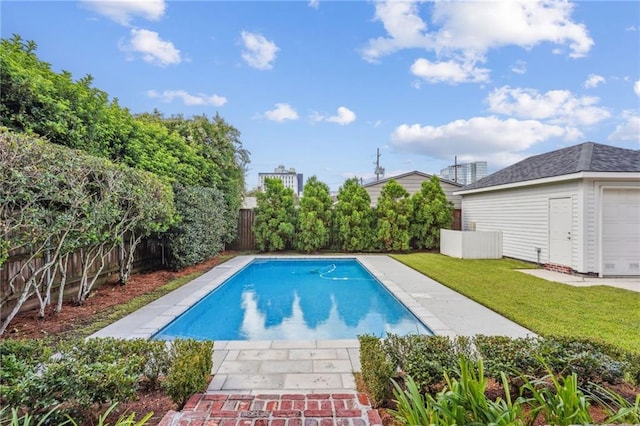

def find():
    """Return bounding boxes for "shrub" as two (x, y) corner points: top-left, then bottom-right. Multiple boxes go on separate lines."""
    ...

(295, 176), (332, 253)
(473, 335), (542, 380)
(333, 178), (375, 252)
(253, 178), (296, 252)
(410, 176), (454, 250)
(376, 180), (411, 252)
(164, 183), (226, 271)
(358, 335), (395, 408)
(0, 338), (165, 424)
(383, 334), (457, 391)
(163, 339), (214, 409)
(538, 336), (627, 387)
(390, 357), (526, 426)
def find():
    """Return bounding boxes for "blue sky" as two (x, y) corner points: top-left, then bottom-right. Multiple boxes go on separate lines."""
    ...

(3, 1), (639, 191)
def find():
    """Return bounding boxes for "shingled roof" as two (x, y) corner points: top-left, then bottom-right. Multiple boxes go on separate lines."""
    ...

(460, 142), (640, 191)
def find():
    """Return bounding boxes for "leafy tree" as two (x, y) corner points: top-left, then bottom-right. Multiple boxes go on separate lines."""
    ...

(159, 113), (250, 244)
(410, 176), (454, 249)
(164, 184), (227, 271)
(376, 179), (411, 252)
(334, 178), (375, 252)
(295, 176), (332, 253)
(0, 131), (176, 333)
(253, 178), (296, 252)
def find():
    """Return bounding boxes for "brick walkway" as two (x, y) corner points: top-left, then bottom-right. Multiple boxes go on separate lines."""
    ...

(158, 393), (383, 426)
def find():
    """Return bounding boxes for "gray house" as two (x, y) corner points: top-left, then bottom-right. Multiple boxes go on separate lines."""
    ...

(455, 142), (640, 276)
(363, 170), (463, 208)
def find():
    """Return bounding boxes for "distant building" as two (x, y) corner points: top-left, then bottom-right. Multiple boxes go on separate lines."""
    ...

(259, 165), (304, 196)
(440, 161), (487, 186)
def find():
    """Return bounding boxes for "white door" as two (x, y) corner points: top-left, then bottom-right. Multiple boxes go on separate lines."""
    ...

(549, 197), (572, 267)
(602, 188), (640, 276)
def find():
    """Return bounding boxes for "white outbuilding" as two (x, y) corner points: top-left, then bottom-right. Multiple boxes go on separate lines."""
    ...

(455, 142), (640, 277)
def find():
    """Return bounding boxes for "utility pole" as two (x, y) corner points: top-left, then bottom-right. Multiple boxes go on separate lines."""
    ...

(454, 155), (458, 183)
(374, 148), (385, 181)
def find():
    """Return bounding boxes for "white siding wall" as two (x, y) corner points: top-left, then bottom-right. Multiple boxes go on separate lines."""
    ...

(366, 174), (462, 208)
(461, 181), (580, 267)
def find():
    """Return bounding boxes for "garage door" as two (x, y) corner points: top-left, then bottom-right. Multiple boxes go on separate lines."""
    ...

(602, 188), (640, 276)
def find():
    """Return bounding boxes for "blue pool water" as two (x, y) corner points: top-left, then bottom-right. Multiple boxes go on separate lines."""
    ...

(153, 259), (432, 341)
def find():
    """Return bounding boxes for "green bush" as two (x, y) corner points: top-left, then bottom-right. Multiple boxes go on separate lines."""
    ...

(0, 338), (168, 424)
(164, 183), (227, 271)
(253, 178), (296, 252)
(538, 336), (627, 387)
(376, 180), (411, 252)
(295, 176), (332, 253)
(358, 335), (395, 408)
(333, 177), (375, 252)
(163, 339), (214, 409)
(383, 334), (458, 391)
(359, 334), (639, 413)
(473, 335), (542, 380)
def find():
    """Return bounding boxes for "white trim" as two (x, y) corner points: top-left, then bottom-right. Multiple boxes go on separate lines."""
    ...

(598, 185), (640, 277)
(455, 171), (640, 195)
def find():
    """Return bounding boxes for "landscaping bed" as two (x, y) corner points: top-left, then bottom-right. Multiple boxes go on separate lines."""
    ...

(1, 253), (234, 424)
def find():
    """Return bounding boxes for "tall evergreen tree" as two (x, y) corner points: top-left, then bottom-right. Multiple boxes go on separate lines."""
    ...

(295, 176), (332, 253)
(253, 178), (296, 252)
(376, 179), (411, 252)
(334, 178), (375, 252)
(410, 176), (454, 249)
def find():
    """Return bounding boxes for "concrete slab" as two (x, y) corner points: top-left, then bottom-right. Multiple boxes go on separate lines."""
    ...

(517, 269), (640, 292)
(260, 360), (312, 374)
(283, 373), (344, 389)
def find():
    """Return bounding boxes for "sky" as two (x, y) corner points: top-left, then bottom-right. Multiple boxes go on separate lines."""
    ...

(2, 0), (639, 191)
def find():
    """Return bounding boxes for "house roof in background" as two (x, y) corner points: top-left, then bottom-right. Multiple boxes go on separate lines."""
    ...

(362, 170), (463, 188)
(460, 142), (640, 191)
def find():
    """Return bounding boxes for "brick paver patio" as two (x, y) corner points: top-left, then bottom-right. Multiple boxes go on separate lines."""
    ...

(158, 393), (383, 426)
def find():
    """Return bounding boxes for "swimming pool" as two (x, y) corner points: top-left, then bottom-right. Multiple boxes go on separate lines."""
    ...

(153, 258), (432, 341)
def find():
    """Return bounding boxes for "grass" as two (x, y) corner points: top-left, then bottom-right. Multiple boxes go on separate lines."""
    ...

(54, 254), (236, 343)
(390, 253), (640, 354)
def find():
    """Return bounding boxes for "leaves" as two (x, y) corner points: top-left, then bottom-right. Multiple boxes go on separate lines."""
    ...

(253, 178), (296, 252)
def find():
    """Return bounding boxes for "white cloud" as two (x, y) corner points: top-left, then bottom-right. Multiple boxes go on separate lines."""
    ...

(308, 0), (319, 9)
(391, 116), (581, 168)
(634, 80), (640, 96)
(363, 0), (593, 83)
(486, 86), (610, 126)
(429, 0), (593, 58)
(147, 89), (226, 106)
(608, 111), (640, 142)
(264, 103), (299, 122)
(326, 107), (356, 125)
(121, 28), (181, 66)
(511, 60), (527, 75)
(81, 0), (165, 26)
(411, 58), (490, 84)
(584, 74), (605, 89)
(241, 31), (279, 70)
(311, 107), (357, 125)
(361, 1), (431, 62)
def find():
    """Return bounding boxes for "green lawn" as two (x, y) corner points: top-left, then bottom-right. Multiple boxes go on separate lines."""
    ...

(391, 253), (640, 354)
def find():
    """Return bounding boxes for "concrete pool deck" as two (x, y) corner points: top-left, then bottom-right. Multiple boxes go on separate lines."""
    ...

(92, 254), (534, 394)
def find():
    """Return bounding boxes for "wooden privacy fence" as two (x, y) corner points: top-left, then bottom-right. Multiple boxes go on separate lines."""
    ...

(0, 238), (163, 319)
(229, 209), (257, 250)
(228, 208), (462, 251)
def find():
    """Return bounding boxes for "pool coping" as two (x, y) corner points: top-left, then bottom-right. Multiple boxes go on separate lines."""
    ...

(91, 254), (533, 392)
